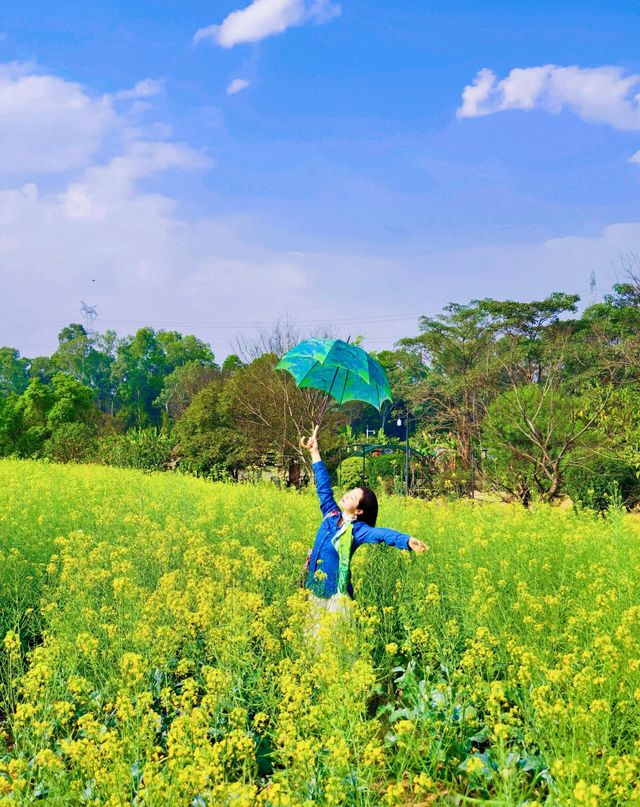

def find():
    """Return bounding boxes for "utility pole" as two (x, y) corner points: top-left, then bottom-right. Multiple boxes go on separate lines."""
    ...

(80, 301), (97, 336)
(405, 415), (409, 497)
(470, 393), (476, 499)
(397, 411), (410, 496)
(470, 448), (475, 499)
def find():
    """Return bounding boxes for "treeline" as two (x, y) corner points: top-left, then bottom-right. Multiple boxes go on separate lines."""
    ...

(1, 276), (639, 508)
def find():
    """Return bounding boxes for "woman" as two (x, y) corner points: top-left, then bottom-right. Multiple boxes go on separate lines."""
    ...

(300, 425), (428, 603)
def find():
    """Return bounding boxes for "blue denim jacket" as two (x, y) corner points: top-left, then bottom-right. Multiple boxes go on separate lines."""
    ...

(305, 460), (412, 598)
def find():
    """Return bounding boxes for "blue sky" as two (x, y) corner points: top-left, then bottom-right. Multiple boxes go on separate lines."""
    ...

(1, 0), (639, 358)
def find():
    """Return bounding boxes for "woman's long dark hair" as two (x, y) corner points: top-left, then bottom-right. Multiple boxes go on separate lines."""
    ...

(357, 486), (378, 527)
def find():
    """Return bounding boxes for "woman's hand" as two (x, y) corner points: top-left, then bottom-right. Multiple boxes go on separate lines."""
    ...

(300, 425), (321, 461)
(408, 537), (429, 553)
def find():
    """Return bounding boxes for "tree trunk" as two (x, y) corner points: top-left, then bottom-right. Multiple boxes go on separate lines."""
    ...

(287, 461), (301, 489)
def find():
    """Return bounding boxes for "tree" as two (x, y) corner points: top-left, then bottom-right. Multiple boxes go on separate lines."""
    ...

(51, 324), (117, 413)
(27, 356), (55, 383)
(156, 331), (217, 368)
(46, 373), (97, 429)
(581, 271), (640, 385)
(476, 292), (580, 384)
(483, 350), (610, 505)
(2, 373), (97, 458)
(110, 328), (216, 427)
(222, 354), (245, 375)
(220, 354), (345, 477)
(400, 302), (496, 474)
(0, 347), (29, 396)
(52, 323), (92, 380)
(172, 382), (248, 477)
(399, 294), (590, 496)
(154, 361), (220, 420)
(0, 394), (22, 456)
(44, 422), (97, 464)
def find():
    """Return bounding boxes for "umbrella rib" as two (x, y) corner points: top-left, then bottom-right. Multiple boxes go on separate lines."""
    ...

(296, 359), (320, 387)
(317, 364), (341, 422)
(326, 364), (341, 401)
(338, 369), (349, 404)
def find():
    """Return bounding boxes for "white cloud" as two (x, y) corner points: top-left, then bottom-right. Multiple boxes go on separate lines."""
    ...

(458, 65), (640, 131)
(58, 141), (210, 221)
(0, 166), (315, 358)
(194, 0), (340, 48)
(0, 64), (168, 175)
(227, 78), (251, 95)
(0, 62), (314, 356)
(114, 79), (163, 101)
(0, 66), (116, 173)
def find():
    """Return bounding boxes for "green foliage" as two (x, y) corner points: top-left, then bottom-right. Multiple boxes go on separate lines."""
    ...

(2, 276), (640, 489)
(26, 356), (55, 383)
(564, 458), (640, 512)
(51, 324), (116, 412)
(338, 455), (365, 488)
(43, 422), (97, 464)
(0, 374), (97, 459)
(221, 353), (244, 374)
(153, 361), (220, 420)
(177, 426), (248, 479)
(111, 327), (217, 428)
(0, 347), (29, 396)
(339, 452), (405, 493)
(172, 383), (247, 477)
(483, 383), (602, 504)
(46, 373), (96, 428)
(0, 394), (22, 456)
(96, 428), (173, 471)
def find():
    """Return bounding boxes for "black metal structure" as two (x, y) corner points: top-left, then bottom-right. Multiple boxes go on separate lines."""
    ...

(334, 443), (431, 496)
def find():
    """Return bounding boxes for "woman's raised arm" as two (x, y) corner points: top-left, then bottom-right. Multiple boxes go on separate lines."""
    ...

(301, 425), (339, 516)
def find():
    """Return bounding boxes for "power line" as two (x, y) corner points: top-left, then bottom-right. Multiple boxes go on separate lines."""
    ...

(0, 322), (71, 334)
(0, 311), (430, 335)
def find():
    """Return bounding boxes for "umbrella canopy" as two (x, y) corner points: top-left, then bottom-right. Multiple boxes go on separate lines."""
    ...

(276, 338), (392, 411)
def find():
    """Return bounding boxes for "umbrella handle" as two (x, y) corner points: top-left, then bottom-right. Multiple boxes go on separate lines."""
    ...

(300, 424), (320, 450)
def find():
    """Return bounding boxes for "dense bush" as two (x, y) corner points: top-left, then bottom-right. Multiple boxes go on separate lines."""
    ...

(339, 452), (405, 493)
(43, 423), (97, 464)
(96, 428), (174, 471)
(564, 457), (640, 512)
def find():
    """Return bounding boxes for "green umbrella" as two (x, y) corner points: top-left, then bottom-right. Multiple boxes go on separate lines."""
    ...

(275, 337), (392, 415)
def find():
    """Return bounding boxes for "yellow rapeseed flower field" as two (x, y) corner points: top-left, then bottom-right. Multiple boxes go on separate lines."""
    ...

(1, 458), (640, 805)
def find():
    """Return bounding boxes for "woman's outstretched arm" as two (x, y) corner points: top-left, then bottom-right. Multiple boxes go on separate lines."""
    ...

(355, 524), (428, 553)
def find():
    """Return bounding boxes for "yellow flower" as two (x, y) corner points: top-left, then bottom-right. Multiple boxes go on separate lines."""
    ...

(2, 630), (20, 660)
(492, 722), (510, 741)
(573, 780), (602, 806)
(120, 652), (145, 683)
(75, 632), (99, 657)
(395, 719), (414, 735)
(252, 712), (269, 731)
(464, 756), (485, 776)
